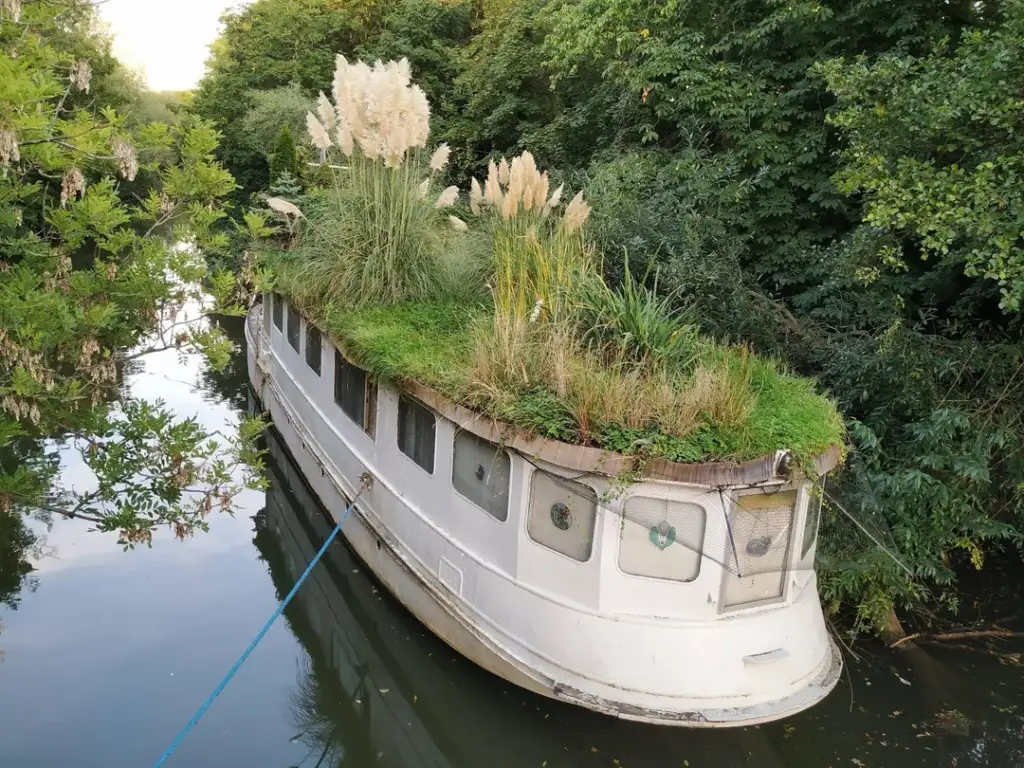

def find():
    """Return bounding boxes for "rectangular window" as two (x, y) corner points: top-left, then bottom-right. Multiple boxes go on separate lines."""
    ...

(721, 489), (796, 610)
(397, 395), (435, 473)
(286, 305), (301, 352)
(619, 497), (705, 582)
(334, 352), (376, 437)
(305, 325), (322, 375)
(452, 431), (510, 521)
(272, 293), (283, 330)
(801, 483), (823, 559)
(526, 471), (596, 562)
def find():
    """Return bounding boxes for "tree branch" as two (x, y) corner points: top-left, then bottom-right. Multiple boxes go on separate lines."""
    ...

(12, 495), (105, 524)
(891, 627), (1022, 649)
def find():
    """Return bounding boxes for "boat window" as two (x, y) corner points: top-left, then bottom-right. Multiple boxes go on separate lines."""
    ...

(272, 293), (283, 330)
(452, 430), (510, 521)
(397, 395), (435, 473)
(526, 471), (596, 562)
(801, 482), (822, 559)
(286, 305), (301, 352)
(618, 497), (705, 582)
(334, 352), (377, 438)
(305, 325), (322, 375)
(720, 489), (796, 611)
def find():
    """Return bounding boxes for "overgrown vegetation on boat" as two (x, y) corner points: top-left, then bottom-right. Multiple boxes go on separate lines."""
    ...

(260, 56), (843, 465)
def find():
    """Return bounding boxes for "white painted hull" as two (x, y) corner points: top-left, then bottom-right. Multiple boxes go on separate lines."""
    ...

(246, 302), (842, 726)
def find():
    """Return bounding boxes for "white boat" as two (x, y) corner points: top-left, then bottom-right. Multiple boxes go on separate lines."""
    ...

(246, 295), (843, 727)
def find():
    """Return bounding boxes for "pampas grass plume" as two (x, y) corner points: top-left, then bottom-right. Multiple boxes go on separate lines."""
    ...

(562, 191), (591, 234)
(470, 178), (483, 216)
(544, 183), (564, 216)
(429, 143), (450, 173)
(306, 112), (332, 150)
(317, 92), (337, 133)
(435, 185), (458, 208)
(485, 160), (502, 207)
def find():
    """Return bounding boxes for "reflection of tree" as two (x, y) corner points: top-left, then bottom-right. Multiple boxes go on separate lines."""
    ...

(0, 511), (38, 610)
(288, 658), (376, 768)
(196, 314), (250, 411)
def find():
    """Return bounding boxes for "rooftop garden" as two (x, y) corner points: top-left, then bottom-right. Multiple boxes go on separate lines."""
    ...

(260, 56), (843, 465)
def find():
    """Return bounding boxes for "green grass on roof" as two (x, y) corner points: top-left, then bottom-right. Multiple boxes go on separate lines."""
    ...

(280, 292), (843, 465)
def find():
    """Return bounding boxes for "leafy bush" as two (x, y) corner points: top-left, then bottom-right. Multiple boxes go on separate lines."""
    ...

(269, 123), (299, 181)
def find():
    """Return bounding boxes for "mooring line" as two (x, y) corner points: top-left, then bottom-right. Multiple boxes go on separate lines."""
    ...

(151, 479), (368, 767)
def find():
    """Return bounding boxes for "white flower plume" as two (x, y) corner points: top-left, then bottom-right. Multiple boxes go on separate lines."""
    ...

(267, 197), (304, 219)
(317, 91), (337, 133)
(429, 143), (450, 173)
(306, 112), (332, 151)
(434, 185), (458, 209)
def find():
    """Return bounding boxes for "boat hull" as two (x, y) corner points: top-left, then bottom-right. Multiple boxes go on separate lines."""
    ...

(246, 302), (842, 727)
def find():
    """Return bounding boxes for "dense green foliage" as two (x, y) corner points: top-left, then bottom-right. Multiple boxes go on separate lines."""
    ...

(0, 0), (267, 605)
(269, 123), (300, 181)
(197, 0), (1024, 631)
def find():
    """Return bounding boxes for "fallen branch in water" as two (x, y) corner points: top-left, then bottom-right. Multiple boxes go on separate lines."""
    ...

(925, 642), (1022, 663)
(891, 628), (1022, 649)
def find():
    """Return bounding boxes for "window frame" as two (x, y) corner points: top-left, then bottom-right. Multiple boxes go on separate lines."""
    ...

(525, 470), (597, 564)
(800, 483), (823, 560)
(286, 305), (301, 352)
(305, 324), (322, 376)
(272, 293), (283, 331)
(397, 394), (436, 475)
(616, 496), (707, 583)
(451, 429), (511, 522)
(718, 487), (797, 613)
(333, 351), (376, 438)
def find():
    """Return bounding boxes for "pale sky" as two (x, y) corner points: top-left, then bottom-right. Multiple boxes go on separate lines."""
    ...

(100, 0), (247, 91)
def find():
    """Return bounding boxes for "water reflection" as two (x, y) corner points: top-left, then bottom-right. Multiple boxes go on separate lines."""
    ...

(258, 423), (1024, 768)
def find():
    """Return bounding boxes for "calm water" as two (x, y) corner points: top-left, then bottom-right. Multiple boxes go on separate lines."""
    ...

(1, 316), (1023, 768)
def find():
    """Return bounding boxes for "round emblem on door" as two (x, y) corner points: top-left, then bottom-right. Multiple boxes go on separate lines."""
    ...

(550, 502), (572, 530)
(649, 521), (676, 550)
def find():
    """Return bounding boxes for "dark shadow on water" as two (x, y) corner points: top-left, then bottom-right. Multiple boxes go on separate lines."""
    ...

(255, 422), (1024, 768)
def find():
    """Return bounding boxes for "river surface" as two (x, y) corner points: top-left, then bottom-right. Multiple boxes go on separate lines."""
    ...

(1, 316), (1023, 768)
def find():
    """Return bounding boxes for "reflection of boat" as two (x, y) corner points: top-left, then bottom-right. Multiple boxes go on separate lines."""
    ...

(258, 427), (451, 768)
(246, 298), (842, 727)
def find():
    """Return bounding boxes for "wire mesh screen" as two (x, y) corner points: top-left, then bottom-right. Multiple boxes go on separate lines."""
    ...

(720, 490), (796, 609)
(618, 497), (706, 582)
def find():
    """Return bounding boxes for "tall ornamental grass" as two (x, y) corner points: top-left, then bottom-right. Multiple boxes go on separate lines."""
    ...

(467, 152), (592, 321)
(290, 56), (484, 308)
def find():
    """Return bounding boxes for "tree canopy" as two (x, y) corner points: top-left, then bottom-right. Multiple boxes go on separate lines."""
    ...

(0, 0), (269, 606)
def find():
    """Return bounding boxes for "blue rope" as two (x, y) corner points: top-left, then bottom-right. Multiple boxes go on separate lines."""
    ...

(152, 486), (364, 767)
